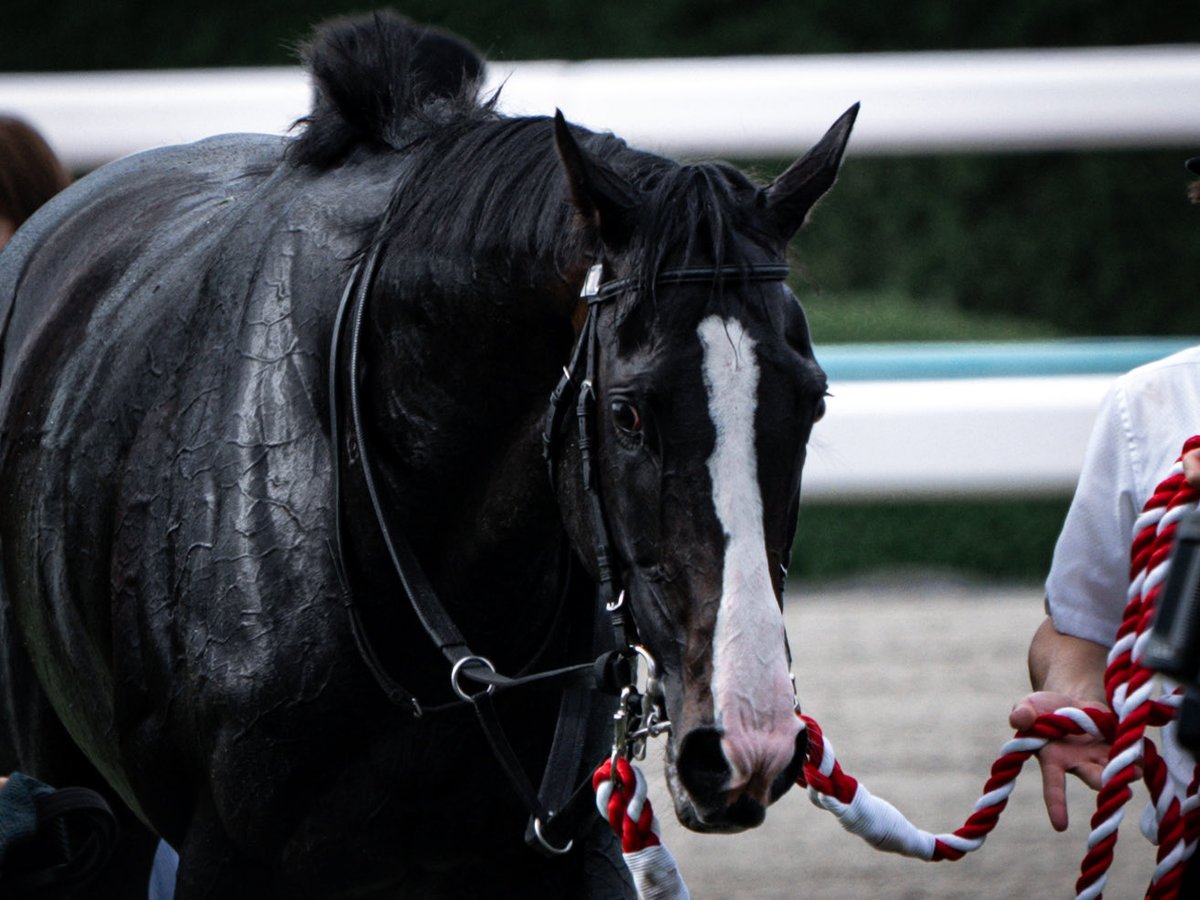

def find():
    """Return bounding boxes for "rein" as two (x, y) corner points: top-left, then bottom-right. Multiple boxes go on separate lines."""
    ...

(327, 241), (790, 856)
(328, 242), (614, 853)
(793, 439), (1200, 897)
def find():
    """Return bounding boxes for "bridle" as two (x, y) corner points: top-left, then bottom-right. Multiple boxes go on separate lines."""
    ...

(541, 262), (791, 635)
(327, 238), (790, 854)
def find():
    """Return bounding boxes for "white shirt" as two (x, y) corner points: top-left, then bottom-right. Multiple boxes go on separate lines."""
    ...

(1046, 345), (1200, 646)
(1045, 345), (1200, 796)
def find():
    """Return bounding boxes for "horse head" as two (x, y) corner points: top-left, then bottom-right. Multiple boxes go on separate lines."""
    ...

(551, 105), (857, 833)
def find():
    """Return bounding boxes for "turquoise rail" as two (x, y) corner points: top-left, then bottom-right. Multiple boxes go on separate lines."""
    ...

(815, 338), (1199, 382)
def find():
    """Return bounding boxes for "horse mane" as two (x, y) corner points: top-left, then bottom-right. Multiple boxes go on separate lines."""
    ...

(369, 116), (775, 294)
(290, 12), (777, 296)
(287, 10), (488, 168)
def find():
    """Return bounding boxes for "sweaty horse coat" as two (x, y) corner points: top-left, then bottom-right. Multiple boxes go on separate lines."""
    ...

(0, 12), (852, 898)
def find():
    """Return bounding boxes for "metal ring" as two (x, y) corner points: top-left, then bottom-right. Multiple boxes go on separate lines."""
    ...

(533, 816), (574, 856)
(449, 655), (497, 703)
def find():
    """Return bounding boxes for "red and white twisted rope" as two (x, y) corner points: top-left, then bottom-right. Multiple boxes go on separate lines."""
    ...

(1076, 438), (1200, 899)
(794, 436), (1200, 899)
(594, 756), (690, 900)
(796, 705), (1117, 861)
(595, 437), (1200, 899)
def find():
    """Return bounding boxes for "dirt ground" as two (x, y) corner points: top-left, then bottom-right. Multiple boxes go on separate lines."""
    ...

(639, 574), (1159, 899)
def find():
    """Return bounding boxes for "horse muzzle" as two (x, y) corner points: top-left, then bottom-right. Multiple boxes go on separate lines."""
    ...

(665, 722), (807, 833)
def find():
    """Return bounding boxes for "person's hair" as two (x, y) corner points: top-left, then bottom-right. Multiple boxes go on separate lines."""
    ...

(0, 115), (70, 228)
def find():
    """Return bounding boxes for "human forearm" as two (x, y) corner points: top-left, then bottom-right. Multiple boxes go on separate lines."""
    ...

(1027, 614), (1109, 702)
(1011, 614), (1113, 830)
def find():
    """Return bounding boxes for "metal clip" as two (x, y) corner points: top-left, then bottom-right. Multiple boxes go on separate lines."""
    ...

(628, 646), (671, 758)
(611, 685), (635, 768)
(532, 816), (574, 856)
(449, 655), (497, 702)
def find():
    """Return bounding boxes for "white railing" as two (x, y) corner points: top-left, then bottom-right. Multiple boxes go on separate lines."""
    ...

(3, 51), (1198, 498)
(803, 373), (1111, 501)
(1, 45), (1198, 170)
(802, 339), (1198, 501)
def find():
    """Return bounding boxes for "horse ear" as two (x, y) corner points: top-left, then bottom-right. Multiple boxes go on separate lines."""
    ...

(761, 103), (859, 241)
(553, 110), (639, 248)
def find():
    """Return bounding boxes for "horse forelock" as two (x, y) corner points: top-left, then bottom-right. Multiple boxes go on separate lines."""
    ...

(631, 162), (772, 283)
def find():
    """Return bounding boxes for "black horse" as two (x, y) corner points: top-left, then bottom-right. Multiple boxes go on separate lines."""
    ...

(0, 12), (855, 898)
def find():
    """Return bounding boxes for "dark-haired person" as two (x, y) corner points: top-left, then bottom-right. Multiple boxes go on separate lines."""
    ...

(1010, 159), (1200, 889)
(0, 115), (70, 251)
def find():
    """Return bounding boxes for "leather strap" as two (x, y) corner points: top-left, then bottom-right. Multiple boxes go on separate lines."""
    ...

(327, 243), (625, 854)
(327, 246), (791, 853)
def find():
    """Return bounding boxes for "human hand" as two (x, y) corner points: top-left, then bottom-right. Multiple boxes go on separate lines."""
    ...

(1184, 447), (1200, 490)
(1009, 691), (1111, 831)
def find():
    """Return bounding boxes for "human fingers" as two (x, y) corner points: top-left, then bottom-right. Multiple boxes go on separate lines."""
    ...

(1069, 759), (1106, 793)
(1009, 691), (1090, 731)
(1009, 698), (1039, 731)
(1036, 751), (1071, 832)
(1035, 739), (1110, 831)
(1184, 447), (1200, 489)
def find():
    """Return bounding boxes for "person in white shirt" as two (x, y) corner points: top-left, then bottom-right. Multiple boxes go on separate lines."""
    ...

(1011, 162), (1200, 859)
(1010, 346), (1200, 835)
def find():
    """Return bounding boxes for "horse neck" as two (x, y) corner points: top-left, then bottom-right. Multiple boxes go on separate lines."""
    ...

(347, 258), (581, 663)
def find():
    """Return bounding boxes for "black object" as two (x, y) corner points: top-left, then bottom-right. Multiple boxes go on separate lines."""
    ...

(1145, 507), (1200, 753)
(1187, 157), (1200, 176)
(1145, 508), (1200, 683)
(0, 775), (118, 898)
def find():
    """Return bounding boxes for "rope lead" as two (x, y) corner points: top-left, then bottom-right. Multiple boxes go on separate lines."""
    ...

(793, 436), (1200, 899)
(593, 438), (1200, 900)
(593, 757), (690, 900)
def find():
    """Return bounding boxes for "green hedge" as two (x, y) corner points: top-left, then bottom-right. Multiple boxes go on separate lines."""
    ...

(792, 498), (1071, 583)
(2, 1), (1190, 68)
(780, 150), (1200, 338)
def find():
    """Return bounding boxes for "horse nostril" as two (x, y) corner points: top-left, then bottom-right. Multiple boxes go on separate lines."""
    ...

(675, 727), (732, 802)
(769, 727), (810, 802)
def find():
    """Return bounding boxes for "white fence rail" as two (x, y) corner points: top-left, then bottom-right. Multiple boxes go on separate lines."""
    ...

(803, 339), (1200, 501)
(2, 45), (1199, 170)
(3, 51), (1198, 499)
(803, 374), (1110, 501)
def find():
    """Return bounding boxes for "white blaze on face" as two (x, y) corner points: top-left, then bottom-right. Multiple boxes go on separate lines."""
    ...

(697, 315), (800, 795)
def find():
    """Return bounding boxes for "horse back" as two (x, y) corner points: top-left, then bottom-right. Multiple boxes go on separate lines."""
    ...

(0, 131), (375, 818)
(0, 133), (284, 394)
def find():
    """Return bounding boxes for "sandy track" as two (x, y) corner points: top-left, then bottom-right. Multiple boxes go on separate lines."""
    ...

(640, 575), (1159, 899)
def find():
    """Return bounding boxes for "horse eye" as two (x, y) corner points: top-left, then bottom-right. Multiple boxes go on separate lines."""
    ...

(611, 400), (642, 434)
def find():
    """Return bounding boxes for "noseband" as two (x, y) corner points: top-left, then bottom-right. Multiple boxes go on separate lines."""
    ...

(329, 243), (788, 854)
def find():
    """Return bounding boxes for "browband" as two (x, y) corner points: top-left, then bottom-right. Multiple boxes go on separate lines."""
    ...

(585, 263), (791, 302)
